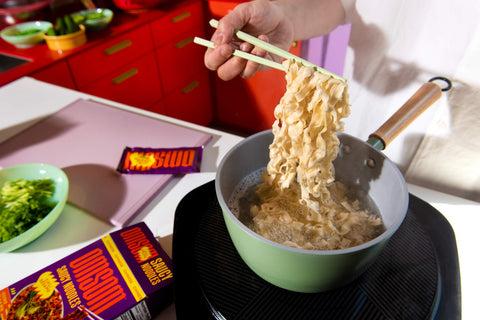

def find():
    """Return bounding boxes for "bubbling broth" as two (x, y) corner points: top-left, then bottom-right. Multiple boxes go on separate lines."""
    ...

(228, 168), (386, 251)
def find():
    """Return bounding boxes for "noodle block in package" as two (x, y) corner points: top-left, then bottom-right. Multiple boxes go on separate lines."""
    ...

(0, 222), (173, 320)
(117, 146), (203, 174)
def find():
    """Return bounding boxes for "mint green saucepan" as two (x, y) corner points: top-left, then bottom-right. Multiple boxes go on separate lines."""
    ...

(215, 79), (450, 293)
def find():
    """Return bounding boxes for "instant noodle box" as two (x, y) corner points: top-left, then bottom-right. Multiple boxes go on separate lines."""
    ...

(0, 222), (173, 320)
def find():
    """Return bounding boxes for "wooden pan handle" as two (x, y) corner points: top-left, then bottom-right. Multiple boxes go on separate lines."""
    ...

(369, 82), (443, 149)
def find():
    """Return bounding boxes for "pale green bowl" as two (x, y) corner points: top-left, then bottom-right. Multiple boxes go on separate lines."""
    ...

(215, 130), (408, 293)
(1, 21), (53, 48)
(0, 163), (69, 252)
(71, 8), (114, 31)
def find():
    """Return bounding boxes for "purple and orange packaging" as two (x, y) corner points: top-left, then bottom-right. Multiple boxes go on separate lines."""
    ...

(0, 222), (173, 320)
(117, 146), (203, 174)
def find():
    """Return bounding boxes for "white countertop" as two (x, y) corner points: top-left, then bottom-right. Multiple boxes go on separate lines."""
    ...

(0, 77), (478, 319)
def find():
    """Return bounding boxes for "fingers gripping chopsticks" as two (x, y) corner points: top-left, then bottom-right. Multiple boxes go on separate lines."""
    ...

(194, 19), (346, 82)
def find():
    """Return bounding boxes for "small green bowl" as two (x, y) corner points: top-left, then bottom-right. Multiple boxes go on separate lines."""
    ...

(0, 21), (53, 48)
(71, 8), (113, 31)
(0, 163), (69, 252)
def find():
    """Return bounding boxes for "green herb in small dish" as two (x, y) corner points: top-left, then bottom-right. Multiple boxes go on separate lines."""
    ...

(71, 8), (113, 31)
(86, 11), (105, 20)
(46, 14), (81, 36)
(0, 178), (56, 243)
(15, 28), (43, 36)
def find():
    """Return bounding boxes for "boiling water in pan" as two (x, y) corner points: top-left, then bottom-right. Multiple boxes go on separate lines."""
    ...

(227, 167), (385, 247)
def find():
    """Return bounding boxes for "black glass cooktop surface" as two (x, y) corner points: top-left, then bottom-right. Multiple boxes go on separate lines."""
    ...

(172, 180), (461, 320)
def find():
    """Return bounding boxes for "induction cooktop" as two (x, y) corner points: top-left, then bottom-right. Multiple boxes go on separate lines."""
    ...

(172, 180), (461, 320)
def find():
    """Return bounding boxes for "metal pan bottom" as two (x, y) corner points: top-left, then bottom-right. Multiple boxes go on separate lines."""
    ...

(172, 180), (460, 319)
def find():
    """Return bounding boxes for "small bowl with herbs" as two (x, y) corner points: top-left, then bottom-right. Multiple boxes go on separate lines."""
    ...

(71, 8), (113, 31)
(0, 21), (53, 48)
(0, 163), (69, 252)
(44, 14), (87, 51)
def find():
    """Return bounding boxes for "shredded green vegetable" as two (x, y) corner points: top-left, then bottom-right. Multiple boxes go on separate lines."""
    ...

(16, 28), (42, 36)
(0, 178), (56, 243)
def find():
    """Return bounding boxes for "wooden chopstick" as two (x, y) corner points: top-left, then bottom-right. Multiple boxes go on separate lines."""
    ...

(193, 37), (284, 71)
(208, 19), (346, 82)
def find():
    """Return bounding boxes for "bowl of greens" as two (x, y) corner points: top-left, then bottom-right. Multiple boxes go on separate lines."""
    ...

(0, 20), (52, 48)
(43, 15), (87, 51)
(0, 163), (69, 252)
(71, 8), (113, 31)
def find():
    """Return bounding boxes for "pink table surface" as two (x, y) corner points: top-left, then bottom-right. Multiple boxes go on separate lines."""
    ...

(0, 98), (212, 226)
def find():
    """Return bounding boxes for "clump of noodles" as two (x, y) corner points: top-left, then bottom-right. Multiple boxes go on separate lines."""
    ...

(251, 60), (384, 250)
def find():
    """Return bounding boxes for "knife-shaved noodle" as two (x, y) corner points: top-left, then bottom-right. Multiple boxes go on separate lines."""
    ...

(231, 60), (385, 250)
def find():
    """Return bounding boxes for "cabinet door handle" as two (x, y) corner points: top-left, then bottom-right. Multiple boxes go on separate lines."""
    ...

(171, 11), (191, 23)
(182, 80), (199, 94)
(104, 40), (132, 55)
(175, 37), (193, 49)
(112, 68), (138, 84)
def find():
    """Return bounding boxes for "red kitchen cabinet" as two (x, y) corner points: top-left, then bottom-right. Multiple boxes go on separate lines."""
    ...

(155, 28), (206, 95)
(3, 0), (213, 125)
(68, 25), (154, 89)
(150, 0), (204, 48)
(163, 70), (212, 126)
(151, 0), (213, 125)
(30, 61), (76, 90)
(81, 52), (163, 109)
(67, 0), (212, 121)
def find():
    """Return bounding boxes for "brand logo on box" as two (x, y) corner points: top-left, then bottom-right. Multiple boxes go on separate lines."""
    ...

(120, 227), (160, 263)
(70, 248), (127, 314)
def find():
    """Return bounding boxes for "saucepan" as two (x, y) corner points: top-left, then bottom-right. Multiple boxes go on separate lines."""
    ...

(215, 77), (451, 293)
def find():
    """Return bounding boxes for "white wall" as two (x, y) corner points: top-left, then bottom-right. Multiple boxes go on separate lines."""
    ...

(340, 0), (480, 200)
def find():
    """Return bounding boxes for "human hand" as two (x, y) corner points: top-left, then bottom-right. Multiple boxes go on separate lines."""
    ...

(204, 0), (295, 80)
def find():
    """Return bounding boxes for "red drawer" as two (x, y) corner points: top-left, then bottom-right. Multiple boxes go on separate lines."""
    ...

(163, 70), (212, 126)
(70, 25), (154, 89)
(81, 52), (163, 110)
(150, 0), (204, 48)
(156, 27), (206, 95)
(30, 60), (76, 90)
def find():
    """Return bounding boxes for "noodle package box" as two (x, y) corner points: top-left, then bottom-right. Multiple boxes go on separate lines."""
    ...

(0, 222), (174, 320)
